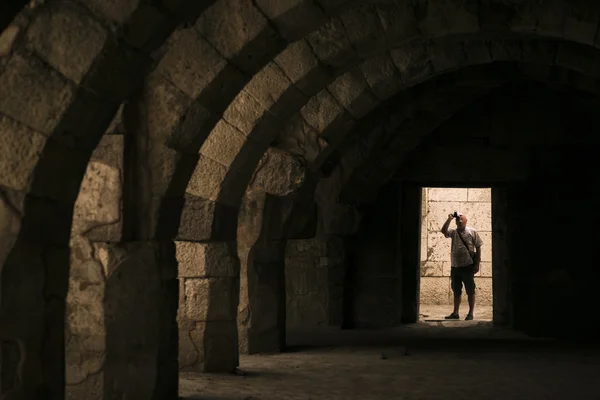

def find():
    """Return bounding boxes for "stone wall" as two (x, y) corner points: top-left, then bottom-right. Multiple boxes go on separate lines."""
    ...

(177, 241), (239, 372)
(285, 237), (345, 330)
(420, 188), (493, 306)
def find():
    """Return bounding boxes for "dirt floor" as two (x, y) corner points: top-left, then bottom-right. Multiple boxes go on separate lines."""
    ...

(180, 306), (600, 400)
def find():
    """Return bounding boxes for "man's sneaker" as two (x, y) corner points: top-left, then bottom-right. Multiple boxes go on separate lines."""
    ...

(445, 313), (459, 320)
(465, 314), (474, 321)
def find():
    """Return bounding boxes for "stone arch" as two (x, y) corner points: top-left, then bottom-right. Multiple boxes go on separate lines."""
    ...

(274, 58), (600, 331)
(298, 63), (600, 332)
(181, 0), (600, 216)
(162, 1), (600, 362)
(0, 1), (208, 397)
(328, 63), (600, 204)
(145, 0), (600, 242)
(1, 1), (600, 397)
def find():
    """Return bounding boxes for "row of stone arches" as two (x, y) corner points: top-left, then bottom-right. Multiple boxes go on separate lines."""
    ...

(3, 0), (600, 398)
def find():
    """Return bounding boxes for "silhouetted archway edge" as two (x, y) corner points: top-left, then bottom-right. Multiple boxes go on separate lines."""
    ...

(1, 0), (600, 396)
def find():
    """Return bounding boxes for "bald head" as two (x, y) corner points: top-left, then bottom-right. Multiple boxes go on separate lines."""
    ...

(456, 214), (467, 231)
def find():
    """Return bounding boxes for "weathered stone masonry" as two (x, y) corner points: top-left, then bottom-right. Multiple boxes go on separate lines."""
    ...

(5, 1), (600, 399)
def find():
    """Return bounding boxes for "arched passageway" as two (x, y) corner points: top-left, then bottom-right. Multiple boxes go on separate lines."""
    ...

(1, 1), (600, 399)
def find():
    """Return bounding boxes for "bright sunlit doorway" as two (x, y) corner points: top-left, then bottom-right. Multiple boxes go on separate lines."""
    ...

(419, 187), (493, 323)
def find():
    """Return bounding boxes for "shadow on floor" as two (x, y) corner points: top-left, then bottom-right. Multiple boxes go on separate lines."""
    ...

(180, 326), (600, 400)
(285, 324), (600, 354)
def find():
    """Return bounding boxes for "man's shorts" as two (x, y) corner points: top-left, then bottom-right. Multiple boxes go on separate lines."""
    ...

(450, 265), (477, 296)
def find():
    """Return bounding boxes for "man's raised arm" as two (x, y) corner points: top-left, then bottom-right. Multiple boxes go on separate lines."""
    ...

(441, 214), (454, 237)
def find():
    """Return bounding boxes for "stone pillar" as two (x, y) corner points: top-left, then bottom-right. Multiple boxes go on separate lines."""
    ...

(177, 241), (240, 372)
(67, 241), (178, 400)
(237, 191), (288, 354)
(1, 239), (70, 400)
(235, 149), (307, 354)
(65, 135), (179, 399)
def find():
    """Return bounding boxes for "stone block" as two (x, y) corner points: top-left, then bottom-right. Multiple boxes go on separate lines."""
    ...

(426, 201), (491, 232)
(0, 53), (75, 135)
(157, 27), (245, 110)
(427, 188), (468, 202)
(184, 277), (239, 321)
(390, 42), (434, 84)
(222, 91), (266, 136)
(277, 114), (328, 164)
(318, 110), (354, 145)
(479, 231), (492, 262)
(426, 231), (451, 262)
(26, 4), (107, 84)
(478, 262), (493, 278)
(66, 240), (178, 399)
(274, 39), (331, 97)
(474, 277), (493, 306)
(176, 241), (238, 278)
(301, 89), (344, 133)
(255, 0), (327, 41)
(0, 116), (46, 191)
(250, 148), (306, 196)
(168, 194), (216, 242)
(65, 233), (106, 386)
(414, 0), (479, 36)
(195, 0), (285, 73)
(467, 188), (491, 202)
(420, 277), (451, 305)
(245, 62), (303, 115)
(359, 53), (404, 101)
(421, 261), (442, 277)
(186, 155), (227, 201)
(72, 161), (122, 237)
(90, 135), (124, 168)
(339, 3), (386, 55)
(147, 142), (183, 197)
(144, 74), (192, 144)
(200, 119), (248, 167)
(328, 69), (378, 118)
(306, 17), (358, 69)
(374, 0), (420, 45)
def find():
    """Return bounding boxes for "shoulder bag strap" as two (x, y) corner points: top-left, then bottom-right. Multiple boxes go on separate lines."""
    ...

(456, 230), (475, 261)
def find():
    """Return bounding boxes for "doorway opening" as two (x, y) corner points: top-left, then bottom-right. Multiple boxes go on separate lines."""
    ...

(418, 187), (493, 323)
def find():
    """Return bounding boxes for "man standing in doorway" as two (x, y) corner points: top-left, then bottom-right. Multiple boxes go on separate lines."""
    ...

(440, 213), (483, 321)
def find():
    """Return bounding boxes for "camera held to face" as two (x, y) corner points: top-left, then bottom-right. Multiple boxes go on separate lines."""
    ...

(453, 211), (459, 219)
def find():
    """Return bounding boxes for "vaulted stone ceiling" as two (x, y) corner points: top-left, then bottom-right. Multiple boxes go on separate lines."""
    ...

(2, 1), (600, 399)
